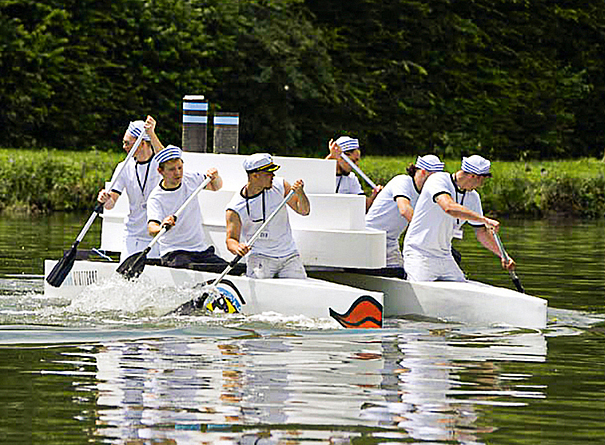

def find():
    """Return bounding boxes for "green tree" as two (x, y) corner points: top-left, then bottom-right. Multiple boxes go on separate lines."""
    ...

(304, 0), (594, 159)
(0, 0), (70, 147)
(209, 0), (339, 155)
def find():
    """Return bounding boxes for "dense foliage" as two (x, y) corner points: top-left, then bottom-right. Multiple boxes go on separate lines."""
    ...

(2, 0), (605, 159)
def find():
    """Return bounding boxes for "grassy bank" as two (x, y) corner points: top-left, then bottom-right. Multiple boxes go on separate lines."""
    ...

(0, 149), (118, 214)
(1, 148), (604, 218)
(364, 156), (605, 219)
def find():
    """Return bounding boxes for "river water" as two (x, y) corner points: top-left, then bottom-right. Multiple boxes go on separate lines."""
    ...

(0, 213), (603, 445)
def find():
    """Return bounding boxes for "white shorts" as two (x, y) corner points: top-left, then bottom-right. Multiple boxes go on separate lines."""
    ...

(404, 251), (465, 282)
(246, 252), (307, 279)
(120, 235), (161, 262)
(385, 239), (404, 268)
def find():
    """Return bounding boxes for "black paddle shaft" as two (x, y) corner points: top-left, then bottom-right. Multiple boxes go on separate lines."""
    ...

(493, 232), (525, 294)
(46, 203), (105, 287)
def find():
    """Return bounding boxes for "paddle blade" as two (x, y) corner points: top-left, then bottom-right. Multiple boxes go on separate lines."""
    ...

(168, 283), (242, 316)
(46, 242), (79, 287)
(169, 296), (206, 316)
(116, 250), (149, 280)
(169, 287), (220, 316)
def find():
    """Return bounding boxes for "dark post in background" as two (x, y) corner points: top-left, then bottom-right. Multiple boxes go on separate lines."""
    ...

(182, 95), (208, 152)
(213, 112), (239, 154)
(182, 96), (239, 154)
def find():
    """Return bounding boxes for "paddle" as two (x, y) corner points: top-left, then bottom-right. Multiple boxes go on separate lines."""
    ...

(116, 175), (214, 279)
(46, 129), (146, 288)
(172, 189), (296, 315)
(340, 153), (378, 189)
(493, 231), (525, 293)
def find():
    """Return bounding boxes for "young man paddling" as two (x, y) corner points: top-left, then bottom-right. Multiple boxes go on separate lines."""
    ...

(225, 153), (310, 279)
(146, 145), (229, 270)
(403, 155), (516, 282)
(364, 154), (444, 278)
(97, 116), (165, 262)
(326, 136), (382, 212)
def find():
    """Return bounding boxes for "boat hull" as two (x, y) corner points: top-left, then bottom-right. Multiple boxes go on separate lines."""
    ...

(309, 271), (547, 328)
(44, 260), (384, 328)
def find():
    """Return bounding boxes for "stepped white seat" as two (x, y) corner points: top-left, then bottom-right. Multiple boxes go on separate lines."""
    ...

(100, 153), (386, 268)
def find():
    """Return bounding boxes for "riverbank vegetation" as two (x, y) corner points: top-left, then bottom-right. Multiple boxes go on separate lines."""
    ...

(1, 149), (602, 218)
(3, 0), (605, 161)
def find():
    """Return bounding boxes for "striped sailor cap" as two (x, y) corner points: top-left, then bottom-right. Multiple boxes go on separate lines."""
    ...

(156, 145), (183, 165)
(415, 154), (444, 172)
(127, 120), (151, 141)
(461, 155), (492, 176)
(335, 136), (360, 152)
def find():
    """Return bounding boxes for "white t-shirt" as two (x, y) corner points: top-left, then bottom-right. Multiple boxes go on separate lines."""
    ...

(111, 155), (162, 240)
(335, 173), (364, 195)
(403, 172), (483, 259)
(147, 171), (211, 257)
(226, 177), (299, 258)
(365, 174), (419, 246)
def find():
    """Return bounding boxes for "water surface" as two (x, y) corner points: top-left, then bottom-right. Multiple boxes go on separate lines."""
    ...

(0, 214), (603, 444)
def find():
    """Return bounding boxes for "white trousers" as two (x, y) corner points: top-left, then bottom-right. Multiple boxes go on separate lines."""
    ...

(120, 235), (161, 262)
(246, 252), (307, 279)
(404, 251), (465, 282)
(385, 239), (404, 268)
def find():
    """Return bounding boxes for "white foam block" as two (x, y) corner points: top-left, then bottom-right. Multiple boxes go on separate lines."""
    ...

(182, 152), (337, 193)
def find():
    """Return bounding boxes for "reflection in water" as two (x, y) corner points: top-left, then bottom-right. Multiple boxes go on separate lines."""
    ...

(365, 329), (547, 443)
(88, 328), (547, 444)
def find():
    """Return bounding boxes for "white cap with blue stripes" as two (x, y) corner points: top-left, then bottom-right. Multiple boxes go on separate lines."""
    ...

(461, 155), (492, 176)
(127, 120), (151, 142)
(156, 145), (183, 165)
(335, 136), (360, 152)
(415, 154), (444, 172)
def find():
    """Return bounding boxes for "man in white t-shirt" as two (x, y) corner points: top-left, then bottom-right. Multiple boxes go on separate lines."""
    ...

(225, 153), (311, 279)
(326, 136), (382, 211)
(146, 145), (228, 271)
(97, 116), (165, 262)
(365, 154), (444, 278)
(403, 155), (516, 282)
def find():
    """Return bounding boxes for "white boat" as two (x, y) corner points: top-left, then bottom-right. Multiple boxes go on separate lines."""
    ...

(44, 259), (384, 329)
(308, 271), (547, 328)
(44, 151), (548, 329)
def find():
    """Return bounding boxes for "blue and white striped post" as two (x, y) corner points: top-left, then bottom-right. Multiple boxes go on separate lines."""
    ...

(213, 112), (240, 154)
(182, 95), (208, 152)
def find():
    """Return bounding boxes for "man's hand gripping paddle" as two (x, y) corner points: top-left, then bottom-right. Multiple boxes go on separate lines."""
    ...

(46, 129), (146, 287)
(171, 189), (296, 316)
(493, 231), (525, 293)
(116, 176), (214, 279)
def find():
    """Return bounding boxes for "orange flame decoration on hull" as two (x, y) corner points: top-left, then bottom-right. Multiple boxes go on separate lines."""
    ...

(329, 296), (383, 329)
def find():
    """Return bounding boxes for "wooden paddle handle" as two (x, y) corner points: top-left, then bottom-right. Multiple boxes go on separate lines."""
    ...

(493, 232), (510, 262)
